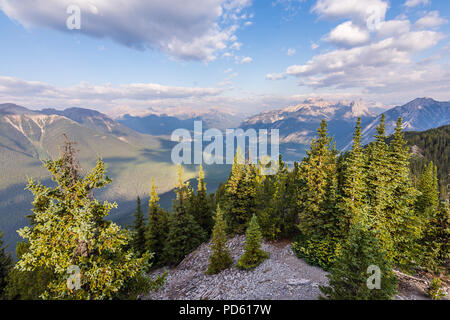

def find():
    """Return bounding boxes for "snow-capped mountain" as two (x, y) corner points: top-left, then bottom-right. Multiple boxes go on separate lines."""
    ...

(358, 98), (450, 147)
(241, 99), (377, 159)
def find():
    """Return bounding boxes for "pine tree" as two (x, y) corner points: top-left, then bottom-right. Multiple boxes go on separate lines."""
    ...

(163, 165), (206, 265)
(386, 117), (421, 268)
(320, 224), (397, 300)
(298, 120), (339, 239)
(206, 206), (232, 275)
(193, 165), (214, 236)
(338, 118), (368, 235)
(15, 138), (158, 299)
(146, 178), (169, 266)
(416, 162), (439, 216)
(237, 215), (269, 270)
(365, 114), (395, 261)
(224, 149), (258, 234)
(0, 231), (12, 298)
(132, 196), (147, 256)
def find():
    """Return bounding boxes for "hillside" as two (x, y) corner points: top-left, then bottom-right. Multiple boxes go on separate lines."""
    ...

(359, 98), (450, 147)
(0, 104), (198, 253)
(403, 125), (449, 199)
(241, 99), (376, 160)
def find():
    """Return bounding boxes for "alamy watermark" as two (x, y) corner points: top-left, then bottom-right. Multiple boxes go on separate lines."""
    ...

(171, 121), (280, 175)
(367, 265), (381, 290)
(66, 5), (81, 30)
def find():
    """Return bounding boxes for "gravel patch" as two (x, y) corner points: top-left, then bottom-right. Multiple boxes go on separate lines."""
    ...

(145, 235), (329, 300)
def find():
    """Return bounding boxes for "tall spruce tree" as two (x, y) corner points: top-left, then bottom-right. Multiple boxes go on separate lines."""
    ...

(365, 114), (395, 261)
(146, 178), (169, 266)
(206, 206), (232, 275)
(416, 162), (440, 216)
(224, 149), (258, 234)
(298, 120), (340, 239)
(163, 165), (206, 265)
(0, 231), (12, 298)
(132, 196), (147, 256)
(15, 138), (158, 299)
(237, 215), (269, 270)
(320, 224), (397, 300)
(338, 118), (367, 235)
(194, 165), (214, 236)
(387, 117), (421, 268)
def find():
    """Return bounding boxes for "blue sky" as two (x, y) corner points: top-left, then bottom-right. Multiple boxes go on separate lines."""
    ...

(0, 0), (449, 116)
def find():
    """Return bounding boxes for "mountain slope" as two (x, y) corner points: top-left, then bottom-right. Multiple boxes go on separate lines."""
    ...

(241, 99), (376, 160)
(359, 98), (450, 147)
(0, 105), (197, 253)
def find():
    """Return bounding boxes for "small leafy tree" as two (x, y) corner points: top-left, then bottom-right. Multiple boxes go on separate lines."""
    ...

(237, 215), (269, 270)
(206, 206), (232, 275)
(15, 138), (161, 299)
(320, 224), (397, 300)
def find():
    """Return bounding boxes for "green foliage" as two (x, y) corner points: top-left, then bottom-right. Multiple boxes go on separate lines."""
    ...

(292, 234), (341, 270)
(0, 231), (12, 298)
(206, 206), (232, 275)
(427, 278), (446, 300)
(297, 120), (340, 240)
(400, 124), (449, 200)
(257, 155), (298, 240)
(223, 149), (259, 234)
(163, 165), (206, 266)
(237, 215), (269, 270)
(132, 196), (147, 256)
(3, 242), (53, 300)
(15, 140), (159, 299)
(190, 165), (214, 237)
(145, 178), (169, 266)
(320, 224), (397, 300)
(337, 118), (368, 234)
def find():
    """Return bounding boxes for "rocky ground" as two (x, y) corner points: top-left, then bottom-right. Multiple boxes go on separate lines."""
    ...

(145, 235), (449, 300)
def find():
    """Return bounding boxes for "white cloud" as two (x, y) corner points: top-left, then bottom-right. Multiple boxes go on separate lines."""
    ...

(0, 76), (224, 110)
(325, 21), (370, 47)
(312, 0), (389, 26)
(311, 42), (320, 50)
(415, 11), (448, 29)
(0, 0), (252, 62)
(404, 0), (430, 8)
(266, 73), (286, 80)
(286, 48), (296, 56)
(240, 56), (253, 64)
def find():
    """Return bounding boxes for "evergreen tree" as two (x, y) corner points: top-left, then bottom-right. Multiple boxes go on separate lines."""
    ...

(298, 120), (340, 239)
(237, 215), (269, 270)
(193, 165), (214, 236)
(365, 114), (395, 261)
(0, 231), (12, 298)
(132, 196), (147, 256)
(338, 118), (367, 235)
(320, 224), (397, 300)
(416, 162), (439, 215)
(3, 242), (54, 300)
(258, 155), (297, 240)
(15, 138), (158, 299)
(163, 165), (206, 265)
(146, 178), (169, 266)
(206, 206), (232, 275)
(224, 149), (258, 234)
(387, 117), (421, 268)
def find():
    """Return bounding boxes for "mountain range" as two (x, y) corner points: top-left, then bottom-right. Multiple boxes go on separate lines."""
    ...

(0, 97), (448, 253)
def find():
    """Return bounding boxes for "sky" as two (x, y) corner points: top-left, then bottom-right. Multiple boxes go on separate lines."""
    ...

(0, 0), (449, 116)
